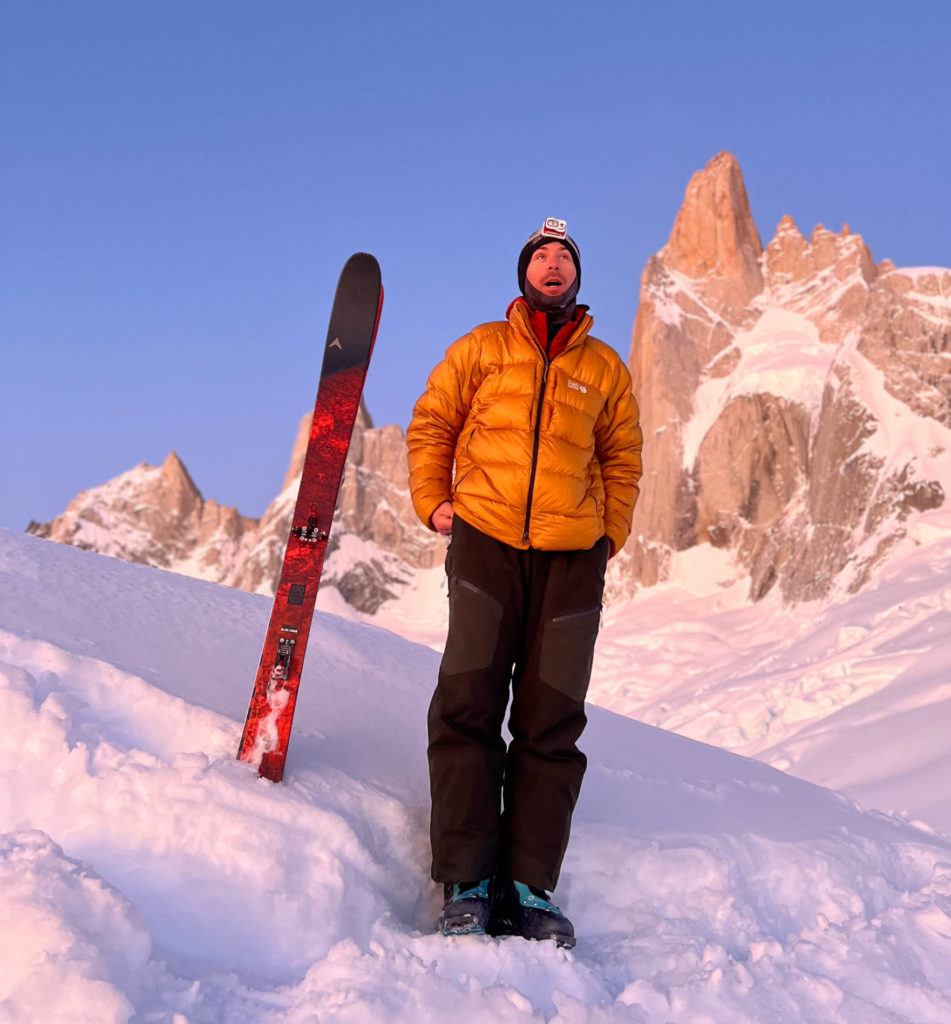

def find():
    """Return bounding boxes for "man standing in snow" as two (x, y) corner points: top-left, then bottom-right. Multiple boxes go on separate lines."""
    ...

(406, 218), (643, 947)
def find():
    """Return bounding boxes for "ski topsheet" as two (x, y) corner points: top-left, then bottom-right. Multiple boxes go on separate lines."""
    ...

(238, 253), (383, 782)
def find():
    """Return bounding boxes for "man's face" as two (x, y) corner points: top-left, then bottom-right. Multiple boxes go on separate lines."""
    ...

(524, 242), (577, 299)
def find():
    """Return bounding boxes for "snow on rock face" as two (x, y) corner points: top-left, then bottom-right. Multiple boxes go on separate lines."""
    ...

(231, 402), (444, 605)
(764, 217), (877, 346)
(4, 529), (951, 1021)
(28, 401), (445, 615)
(627, 152), (950, 604)
(860, 267), (951, 427)
(25, 152), (950, 622)
(26, 451), (260, 588)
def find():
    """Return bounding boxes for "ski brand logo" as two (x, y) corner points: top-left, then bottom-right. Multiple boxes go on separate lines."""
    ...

(567, 379), (587, 394)
(543, 217), (567, 238)
(329, 337), (343, 350)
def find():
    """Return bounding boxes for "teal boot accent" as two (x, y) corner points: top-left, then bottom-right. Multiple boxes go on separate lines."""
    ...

(438, 879), (493, 936)
(491, 880), (576, 948)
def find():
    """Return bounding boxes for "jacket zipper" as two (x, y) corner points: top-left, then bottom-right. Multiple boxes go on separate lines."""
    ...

(522, 358), (550, 543)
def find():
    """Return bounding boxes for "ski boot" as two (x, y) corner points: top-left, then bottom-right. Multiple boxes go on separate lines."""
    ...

(491, 880), (576, 948)
(438, 879), (493, 936)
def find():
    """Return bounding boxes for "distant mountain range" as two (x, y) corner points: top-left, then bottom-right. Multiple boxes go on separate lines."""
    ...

(28, 402), (445, 616)
(29, 152), (951, 621)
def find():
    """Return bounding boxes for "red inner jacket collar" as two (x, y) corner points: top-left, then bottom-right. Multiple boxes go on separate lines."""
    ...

(506, 297), (589, 360)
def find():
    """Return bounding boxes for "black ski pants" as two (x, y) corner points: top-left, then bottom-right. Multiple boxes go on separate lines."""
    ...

(428, 515), (609, 892)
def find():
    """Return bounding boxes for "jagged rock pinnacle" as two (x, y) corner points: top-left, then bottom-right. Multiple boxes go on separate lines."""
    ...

(663, 151), (764, 309)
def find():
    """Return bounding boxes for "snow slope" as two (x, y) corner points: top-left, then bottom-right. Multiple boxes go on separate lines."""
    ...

(589, 510), (951, 836)
(3, 527), (951, 1022)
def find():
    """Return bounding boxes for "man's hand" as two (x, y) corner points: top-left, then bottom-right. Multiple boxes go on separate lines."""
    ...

(431, 500), (454, 536)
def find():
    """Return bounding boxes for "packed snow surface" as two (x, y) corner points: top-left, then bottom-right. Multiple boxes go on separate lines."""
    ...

(3, 527), (951, 1022)
(589, 510), (951, 838)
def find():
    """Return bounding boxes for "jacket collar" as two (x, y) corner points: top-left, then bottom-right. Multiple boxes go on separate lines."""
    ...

(505, 297), (592, 358)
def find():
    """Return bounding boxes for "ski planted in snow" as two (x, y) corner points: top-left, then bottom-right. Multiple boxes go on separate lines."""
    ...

(237, 253), (383, 782)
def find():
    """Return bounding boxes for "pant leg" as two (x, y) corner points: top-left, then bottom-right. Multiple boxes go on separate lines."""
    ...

(502, 535), (610, 891)
(427, 516), (525, 883)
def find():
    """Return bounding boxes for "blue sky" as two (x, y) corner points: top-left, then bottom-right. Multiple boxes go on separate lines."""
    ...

(2, 1), (949, 531)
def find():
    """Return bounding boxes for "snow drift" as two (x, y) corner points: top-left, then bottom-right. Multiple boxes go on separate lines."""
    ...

(3, 527), (951, 1021)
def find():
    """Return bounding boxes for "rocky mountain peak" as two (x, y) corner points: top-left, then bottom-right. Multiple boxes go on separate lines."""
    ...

(27, 453), (257, 581)
(766, 218), (876, 289)
(236, 400), (443, 609)
(29, 394), (442, 616)
(762, 216), (878, 345)
(775, 213), (805, 237)
(663, 151), (764, 312)
(27, 152), (950, 621)
(159, 451), (203, 520)
(627, 152), (950, 604)
(161, 449), (198, 485)
(763, 215), (808, 275)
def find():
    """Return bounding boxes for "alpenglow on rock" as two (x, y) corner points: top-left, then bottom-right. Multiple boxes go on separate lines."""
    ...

(627, 151), (949, 602)
(28, 405), (445, 613)
(26, 452), (259, 582)
(231, 402), (444, 610)
(27, 154), (951, 614)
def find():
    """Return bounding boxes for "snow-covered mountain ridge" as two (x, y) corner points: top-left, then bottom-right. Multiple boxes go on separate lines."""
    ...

(27, 404), (445, 610)
(4, 526), (951, 1022)
(28, 153), (951, 628)
(25, 450), (260, 586)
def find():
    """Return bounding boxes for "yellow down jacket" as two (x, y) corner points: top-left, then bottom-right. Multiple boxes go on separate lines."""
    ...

(407, 299), (643, 555)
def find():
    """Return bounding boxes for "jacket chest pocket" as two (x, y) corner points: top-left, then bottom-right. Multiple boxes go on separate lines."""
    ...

(548, 372), (604, 434)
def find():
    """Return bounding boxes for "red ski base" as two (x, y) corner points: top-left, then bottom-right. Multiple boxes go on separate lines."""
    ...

(237, 253), (382, 782)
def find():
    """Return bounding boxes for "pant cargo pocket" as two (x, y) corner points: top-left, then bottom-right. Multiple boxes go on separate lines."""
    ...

(539, 606), (601, 702)
(440, 576), (505, 676)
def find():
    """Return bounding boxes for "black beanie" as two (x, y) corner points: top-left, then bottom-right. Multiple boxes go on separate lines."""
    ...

(517, 218), (582, 294)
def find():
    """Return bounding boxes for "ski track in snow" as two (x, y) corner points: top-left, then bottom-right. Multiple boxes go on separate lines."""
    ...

(4, 527), (951, 1022)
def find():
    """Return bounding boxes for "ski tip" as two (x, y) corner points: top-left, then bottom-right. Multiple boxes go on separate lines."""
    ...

(339, 253), (382, 294)
(344, 252), (380, 273)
